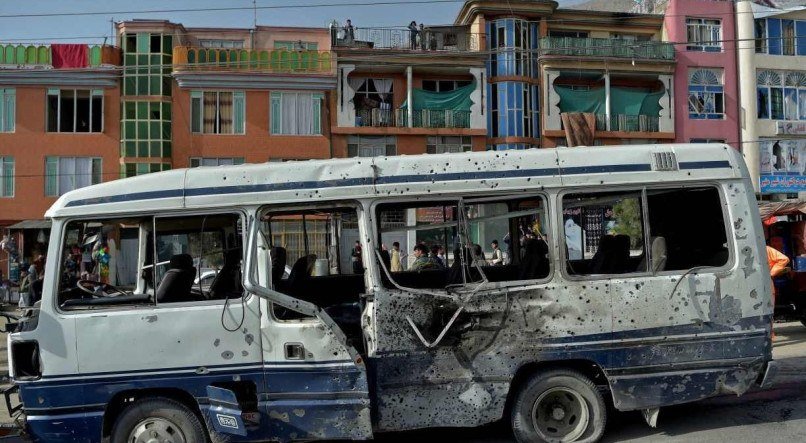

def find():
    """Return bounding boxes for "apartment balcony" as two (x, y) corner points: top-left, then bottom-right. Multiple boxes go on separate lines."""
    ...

(332, 26), (479, 52)
(595, 114), (660, 132)
(356, 108), (471, 128)
(0, 43), (121, 67)
(172, 47), (335, 74)
(539, 37), (675, 61)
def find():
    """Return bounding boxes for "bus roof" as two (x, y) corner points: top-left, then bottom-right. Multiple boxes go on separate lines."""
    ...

(46, 144), (745, 218)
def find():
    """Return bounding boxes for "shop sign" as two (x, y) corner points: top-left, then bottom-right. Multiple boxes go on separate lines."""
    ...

(778, 121), (806, 135)
(760, 138), (806, 193)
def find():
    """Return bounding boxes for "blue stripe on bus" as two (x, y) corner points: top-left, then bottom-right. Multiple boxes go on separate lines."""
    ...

(63, 160), (732, 208)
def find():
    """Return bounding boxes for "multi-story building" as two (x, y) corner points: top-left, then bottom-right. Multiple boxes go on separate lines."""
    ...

(329, 22), (488, 156)
(454, 0), (676, 150)
(737, 0), (806, 196)
(117, 20), (335, 173)
(0, 42), (121, 273)
(664, 0), (740, 148)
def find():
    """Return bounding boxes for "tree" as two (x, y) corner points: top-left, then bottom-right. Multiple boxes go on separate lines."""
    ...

(611, 198), (643, 249)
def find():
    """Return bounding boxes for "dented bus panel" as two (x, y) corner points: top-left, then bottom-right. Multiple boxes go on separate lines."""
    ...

(5, 144), (774, 442)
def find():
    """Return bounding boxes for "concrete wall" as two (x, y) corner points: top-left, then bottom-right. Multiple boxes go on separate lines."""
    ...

(0, 85), (120, 223)
(664, 0), (741, 148)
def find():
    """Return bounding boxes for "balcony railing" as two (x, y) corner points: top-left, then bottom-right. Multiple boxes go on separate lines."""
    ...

(173, 47), (334, 73)
(0, 44), (120, 67)
(539, 37), (675, 61)
(595, 114), (660, 132)
(333, 27), (479, 51)
(356, 108), (471, 128)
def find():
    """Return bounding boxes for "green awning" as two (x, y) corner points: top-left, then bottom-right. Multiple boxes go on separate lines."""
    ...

(555, 85), (664, 116)
(400, 82), (475, 111)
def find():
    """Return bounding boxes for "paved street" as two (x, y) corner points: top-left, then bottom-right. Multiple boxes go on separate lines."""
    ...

(0, 318), (805, 442)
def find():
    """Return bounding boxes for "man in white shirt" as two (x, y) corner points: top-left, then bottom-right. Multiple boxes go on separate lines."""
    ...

(489, 240), (503, 266)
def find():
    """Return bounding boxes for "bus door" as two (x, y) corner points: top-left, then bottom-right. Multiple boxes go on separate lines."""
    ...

(247, 206), (373, 441)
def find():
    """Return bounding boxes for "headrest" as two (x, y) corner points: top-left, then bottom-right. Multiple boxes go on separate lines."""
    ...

(169, 254), (194, 270)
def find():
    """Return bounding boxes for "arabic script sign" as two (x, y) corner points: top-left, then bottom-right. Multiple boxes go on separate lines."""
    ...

(760, 138), (806, 193)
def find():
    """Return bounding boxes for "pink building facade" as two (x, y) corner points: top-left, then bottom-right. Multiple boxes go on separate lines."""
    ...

(664, 0), (740, 148)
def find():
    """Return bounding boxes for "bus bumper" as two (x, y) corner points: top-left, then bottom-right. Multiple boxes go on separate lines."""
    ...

(758, 360), (780, 389)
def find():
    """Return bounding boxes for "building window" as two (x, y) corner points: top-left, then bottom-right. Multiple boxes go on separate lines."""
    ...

(0, 157), (13, 197)
(422, 80), (472, 92)
(757, 70), (806, 120)
(755, 19), (768, 54)
(270, 92), (322, 135)
(690, 139), (726, 144)
(0, 89), (14, 132)
(122, 101), (172, 159)
(46, 89), (103, 133)
(490, 82), (540, 138)
(685, 18), (721, 52)
(274, 41), (318, 50)
(761, 19), (806, 56)
(347, 135), (396, 157)
(122, 33), (173, 97)
(189, 157), (245, 167)
(190, 91), (245, 134)
(426, 136), (472, 154)
(688, 68), (724, 119)
(352, 78), (393, 127)
(122, 162), (171, 178)
(199, 39), (244, 49)
(45, 157), (102, 197)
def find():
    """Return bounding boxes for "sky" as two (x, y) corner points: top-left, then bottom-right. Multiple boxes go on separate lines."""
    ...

(0, 0), (479, 44)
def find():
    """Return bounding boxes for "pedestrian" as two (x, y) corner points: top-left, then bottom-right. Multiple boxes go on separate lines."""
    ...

(391, 241), (403, 272)
(419, 23), (427, 50)
(343, 19), (355, 44)
(430, 244), (445, 268)
(351, 240), (363, 274)
(408, 21), (419, 50)
(767, 245), (789, 339)
(489, 240), (504, 266)
(411, 244), (439, 271)
(18, 268), (30, 309)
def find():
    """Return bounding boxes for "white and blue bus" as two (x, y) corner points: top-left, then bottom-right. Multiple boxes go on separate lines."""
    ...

(4, 144), (776, 442)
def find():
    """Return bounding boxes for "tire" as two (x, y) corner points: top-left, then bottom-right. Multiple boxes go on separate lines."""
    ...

(110, 397), (208, 443)
(511, 369), (607, 443)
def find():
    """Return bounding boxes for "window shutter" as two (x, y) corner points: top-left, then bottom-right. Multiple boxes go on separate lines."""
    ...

(191, 91), (202, 133)
(3, 89), (14, 132)
(270, 92), (282, 134)
(2, 158), (13, 197)
(768, 18), (782, 55)
(234, 91), (245, 134)
(45, 157), (58, 196)
(92, 158), (103, 184)
(312, 93), (322, 135)
(798, 21), (806, 56)
(190, 158), (200, 167)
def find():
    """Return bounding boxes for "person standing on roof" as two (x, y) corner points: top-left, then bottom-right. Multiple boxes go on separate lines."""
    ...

(408, 21), (419, 49)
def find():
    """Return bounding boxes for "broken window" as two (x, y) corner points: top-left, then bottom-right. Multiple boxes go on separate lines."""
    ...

(562, 186), (730, 276)
(646, 187), (728, 271)
(57, 213), (244, 311)
(259, 206), (365, 324)
(376, 195), (551, 290)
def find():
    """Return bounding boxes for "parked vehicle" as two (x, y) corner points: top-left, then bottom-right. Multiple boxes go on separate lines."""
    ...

(4, 144), (776, 442)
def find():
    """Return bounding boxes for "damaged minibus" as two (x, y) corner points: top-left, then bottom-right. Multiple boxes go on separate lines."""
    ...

(4, 144), (777, 442)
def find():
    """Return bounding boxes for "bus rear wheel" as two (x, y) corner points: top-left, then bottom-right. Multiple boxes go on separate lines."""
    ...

(110, 397), (207, 443)
(511, 369), (607, 443)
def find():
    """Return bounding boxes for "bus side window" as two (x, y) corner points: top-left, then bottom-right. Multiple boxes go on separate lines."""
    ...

(260, 206), (364, 322)
(562, 191), (648, 276)
(646, 187), (729, 271)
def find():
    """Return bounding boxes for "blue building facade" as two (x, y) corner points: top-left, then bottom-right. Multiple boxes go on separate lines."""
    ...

(486, 18), (541, 150)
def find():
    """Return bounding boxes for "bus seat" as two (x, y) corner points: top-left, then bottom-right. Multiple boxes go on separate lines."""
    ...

(638, 236), (668, 273)
(156, 254), (197, 303)
(209, 248), (243, 299)
(612, 235), (631, 273)
(519, 238), (549, 280)
(285, 254), (316, 295)
(590, 235), (615, 274)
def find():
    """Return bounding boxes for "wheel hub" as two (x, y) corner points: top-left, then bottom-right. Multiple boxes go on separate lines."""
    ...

(531, 387), (590, 442)
(129, 417), (187, 443)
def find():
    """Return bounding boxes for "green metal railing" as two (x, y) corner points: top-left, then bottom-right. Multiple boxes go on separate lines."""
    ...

(173, 47), (334, 73)
(539, 37), (675, 61)
(0, 44), (109, 66)
(595, 114), (660, 132)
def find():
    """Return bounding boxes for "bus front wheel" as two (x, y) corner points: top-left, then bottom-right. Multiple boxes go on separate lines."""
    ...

(110, 397), (208, 443)
(511, 369), (607, 443)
